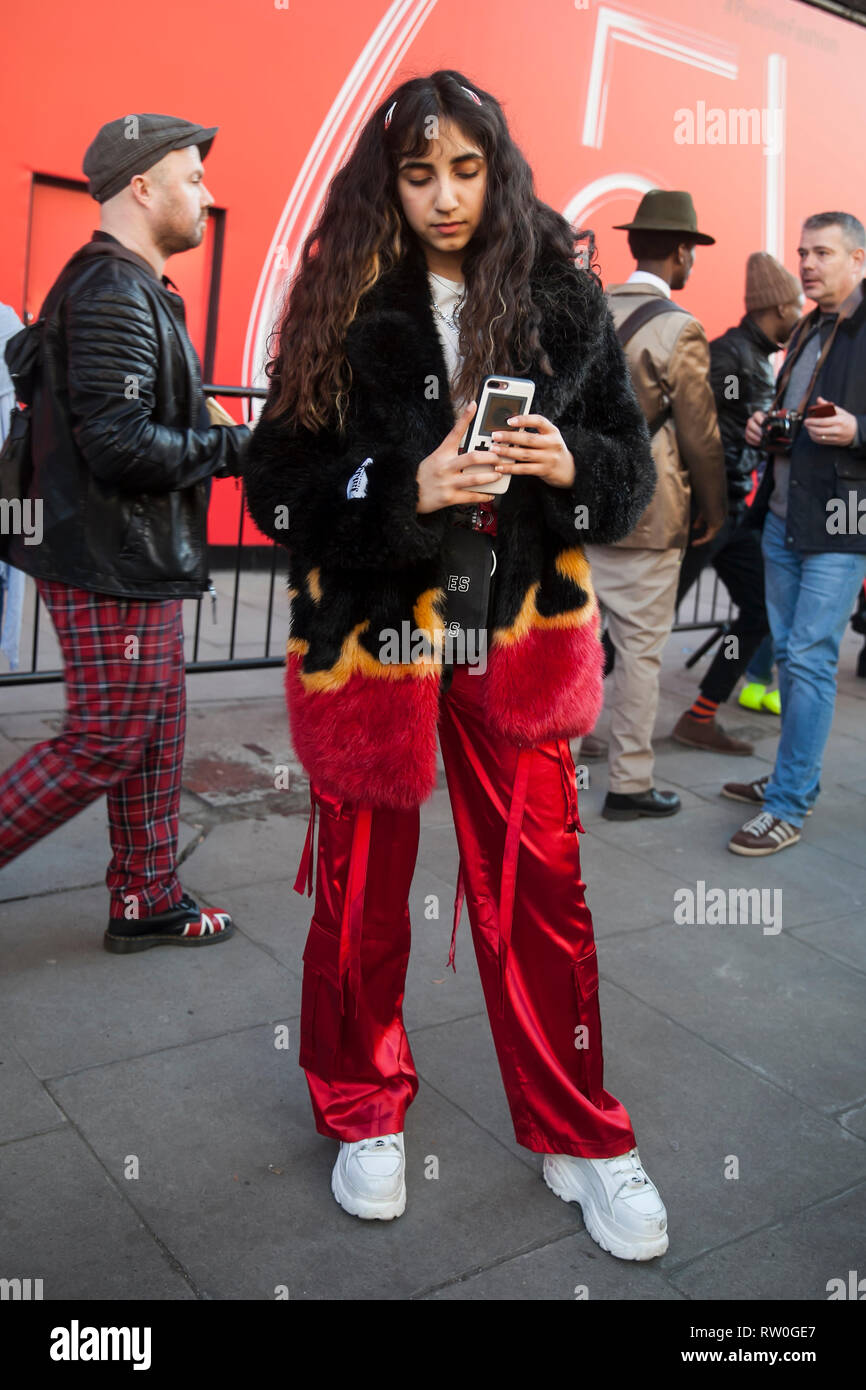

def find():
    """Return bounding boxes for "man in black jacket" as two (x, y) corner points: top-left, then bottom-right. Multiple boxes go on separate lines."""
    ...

(672, 253), (802, 752)
(725, 212), (866, 854)
(0, 113), (249, 947)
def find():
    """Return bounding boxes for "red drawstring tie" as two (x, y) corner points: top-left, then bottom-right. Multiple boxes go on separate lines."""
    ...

(338, 808), (373, 1018)
(449, 740), (584, 1014)
(448, 744), (533, 1018)
(293, 793), (318, 897)
(293, 791), (373, 1019)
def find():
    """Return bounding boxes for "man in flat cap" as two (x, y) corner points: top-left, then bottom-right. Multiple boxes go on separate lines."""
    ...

(0, 114), (249, 951)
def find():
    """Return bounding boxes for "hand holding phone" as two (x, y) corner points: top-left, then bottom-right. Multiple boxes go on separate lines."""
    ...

(416, 401), (502, 514)
(802, 395), (858, 447)
(458, 375), (536, 494)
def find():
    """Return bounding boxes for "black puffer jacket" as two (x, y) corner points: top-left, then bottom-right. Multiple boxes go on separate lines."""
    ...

(709, 313), (777, 516)
(5, 232), (249, 597)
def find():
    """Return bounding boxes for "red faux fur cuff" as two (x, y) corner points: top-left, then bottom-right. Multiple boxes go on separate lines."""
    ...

(482, 622), (604, 747)
(285, 654), (440, 810)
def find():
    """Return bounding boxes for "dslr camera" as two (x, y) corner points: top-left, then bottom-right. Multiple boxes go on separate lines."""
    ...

(760, 408), (801, 455)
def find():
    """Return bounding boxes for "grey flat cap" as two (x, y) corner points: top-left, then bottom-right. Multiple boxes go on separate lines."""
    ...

(83, 113), (218, 203)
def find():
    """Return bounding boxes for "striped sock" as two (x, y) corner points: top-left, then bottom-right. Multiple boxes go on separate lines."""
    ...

(689, 694), (718, 722)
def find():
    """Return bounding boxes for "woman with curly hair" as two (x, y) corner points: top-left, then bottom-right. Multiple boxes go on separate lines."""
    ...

(244, 69), (668, 1260)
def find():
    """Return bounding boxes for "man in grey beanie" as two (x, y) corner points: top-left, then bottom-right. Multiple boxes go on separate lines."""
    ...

(0, 113), (249, 951)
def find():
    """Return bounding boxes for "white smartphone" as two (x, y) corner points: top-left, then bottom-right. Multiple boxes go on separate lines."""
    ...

(458, 375), (536, 495)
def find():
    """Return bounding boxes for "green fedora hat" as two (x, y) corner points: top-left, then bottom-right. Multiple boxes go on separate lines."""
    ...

(613, 189), (715, 245)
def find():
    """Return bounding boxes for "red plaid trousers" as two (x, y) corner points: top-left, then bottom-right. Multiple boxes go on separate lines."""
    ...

(0, 579), (187, 918)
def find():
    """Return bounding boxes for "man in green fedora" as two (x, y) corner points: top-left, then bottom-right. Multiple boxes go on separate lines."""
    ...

(582, 190), (728, 821)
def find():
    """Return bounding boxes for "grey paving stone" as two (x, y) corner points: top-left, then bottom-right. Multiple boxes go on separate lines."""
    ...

(50, 1026), (576, 1300)
(414, 822), (460, 885)
(791, 793), (866, 871)
(838, 1102), (866, 1141)
(0, 729), (27, 772)
(0, 804), (200, 903)
(644, 746), (776, 794)
(180, 814), (310, 892)
(668, 1183), (866, 1301)
(412, 985), (866, 1270)
(600, 921), (866, 1114)
(576, 829), (688, 939)
(0, 1128), (195, 1300)
(0, 885), (296, 1077)
(0, 1038), (65, 1144)
(424, 1232), (683, 1299)
(225, 860), (486, 1032)
(404, 866), (487, 1029)
(790, 911), (866, 973)
(584, 799), (866, 932)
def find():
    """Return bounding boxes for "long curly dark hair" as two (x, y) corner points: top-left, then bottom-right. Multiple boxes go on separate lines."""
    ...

(265, 69), (598, 431)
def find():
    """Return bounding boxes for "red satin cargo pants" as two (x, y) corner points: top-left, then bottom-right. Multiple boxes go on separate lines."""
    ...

(292, 661), (637, 1158)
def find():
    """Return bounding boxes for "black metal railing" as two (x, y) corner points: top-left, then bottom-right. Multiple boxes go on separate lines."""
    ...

(0, 383), (734, 686)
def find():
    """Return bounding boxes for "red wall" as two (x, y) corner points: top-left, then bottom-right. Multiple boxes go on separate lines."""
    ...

(1, 0), (864, 542)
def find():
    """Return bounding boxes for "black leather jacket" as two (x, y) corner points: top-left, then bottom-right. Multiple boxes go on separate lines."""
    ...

(709, 313), (778, 518)
(5, 232), (249, 597)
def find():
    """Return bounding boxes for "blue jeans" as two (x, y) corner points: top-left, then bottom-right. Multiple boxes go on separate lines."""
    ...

(761, 512), (866, 825)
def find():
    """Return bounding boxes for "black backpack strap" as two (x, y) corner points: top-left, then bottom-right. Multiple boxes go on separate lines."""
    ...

(615, 296), (688, 349)
(4, 250), (110, 403)
(614, 296), (690, 437)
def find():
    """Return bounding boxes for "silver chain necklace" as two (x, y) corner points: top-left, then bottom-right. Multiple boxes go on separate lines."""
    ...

(429, 272), (465, 331)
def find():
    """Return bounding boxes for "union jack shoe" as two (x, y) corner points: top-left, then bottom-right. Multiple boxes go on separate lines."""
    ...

(104, 893), (235, 953)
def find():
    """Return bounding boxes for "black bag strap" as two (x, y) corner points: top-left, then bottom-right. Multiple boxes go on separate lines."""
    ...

(615, 296), (689, 349)
(5, 251), (109, 403)
(767, 308), (847, 416)
(614, 296), (690, 437)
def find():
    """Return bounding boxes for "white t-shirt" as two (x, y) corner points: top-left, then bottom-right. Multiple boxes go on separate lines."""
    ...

(428, 271), (466, 415)
(428, 270), (502, 516)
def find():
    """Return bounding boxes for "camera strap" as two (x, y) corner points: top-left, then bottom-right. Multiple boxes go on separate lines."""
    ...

(769, 308), (847, 415)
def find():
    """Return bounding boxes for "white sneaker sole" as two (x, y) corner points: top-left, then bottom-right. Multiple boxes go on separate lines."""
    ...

(720, 787), (765, 805)
(331, 1158), (406, 1220)
(543, 1156), (669, 1261)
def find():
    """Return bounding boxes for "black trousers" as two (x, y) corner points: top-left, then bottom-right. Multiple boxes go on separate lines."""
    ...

(676, 515), (769, 704)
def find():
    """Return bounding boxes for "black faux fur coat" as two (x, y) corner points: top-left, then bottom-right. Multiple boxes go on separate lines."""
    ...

(243, 237), (655, 809)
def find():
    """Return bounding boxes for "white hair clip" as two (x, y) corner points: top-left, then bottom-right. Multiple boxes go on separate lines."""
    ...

(384, 101), (397, 130)
(461, 86), (482, 105)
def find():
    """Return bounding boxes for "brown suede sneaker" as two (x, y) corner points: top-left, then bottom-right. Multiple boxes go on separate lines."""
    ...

(672, 711), (753, 756)
(728, 811), (801, 856)
(722, 776), (812, 815)
(721, 775), (769, 805)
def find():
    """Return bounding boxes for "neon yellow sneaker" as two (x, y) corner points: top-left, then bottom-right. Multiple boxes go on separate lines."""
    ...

(738, 682), (767, 711)
(761, 688), (781, 716)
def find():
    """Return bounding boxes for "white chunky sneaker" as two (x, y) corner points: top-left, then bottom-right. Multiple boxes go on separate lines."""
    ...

(331, 1132), (406, 1220)
(543, 1147), (668, 1260)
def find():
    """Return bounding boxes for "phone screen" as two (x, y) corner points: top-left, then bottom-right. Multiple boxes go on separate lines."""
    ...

(479, 393), (526, 435)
